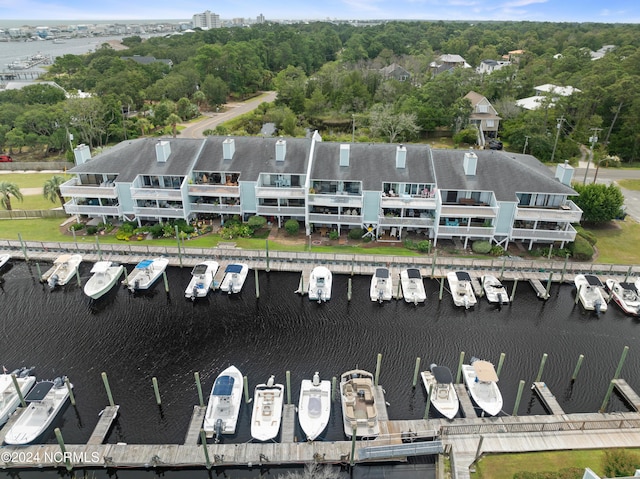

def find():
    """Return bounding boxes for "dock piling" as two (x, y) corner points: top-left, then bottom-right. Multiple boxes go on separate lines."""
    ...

(10, 374), (26, 407)
(254, 269), (260, 299)
(286, 370), (291, 405)
(331, 376), (337, 402)
(500, 257), (506, 280)
(535, 353), (548, 382)
(18, 233), (29, 262)
(347, 278), (352, 301)
(614, 345), (629, 380)
(600, 379), (616, 413)
(162, 271), (169, 293)
(244, 375), (252, 403)
(412, 357), (421, 388)
(199, 429), (212, 469)
(265, 240), (270, 272)
(194, 372), (204, 407)
(76, 269), (81, 287)
(456, 351), (465, 384)
(513, 380), (525, 416)
(496, 353), (506, 379)
(54, 428), (73, 471)
(431, 250), (437, 278)
(424, 383), (433, 420)
(175, 226), (182, 268)
(575, 284), (582, 305)
(545, 272), (553, 297)
(101, 372), (115, 407)
(350, 426), (357, 467)
(561, 254), (568, 283)
(65, 377), (76, 406)
(439, 277), (444, 301)
(35, 262), (42, 279)
(572, 354), (585, 381)
(374, 353), (382, 387)
(152, 377), (162, 406)
(510, 279), (518, 303)
(624, 266), (632, 283)
(95, 236), (102, 261)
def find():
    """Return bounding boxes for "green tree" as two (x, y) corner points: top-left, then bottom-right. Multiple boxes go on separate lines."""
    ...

(603, 449), (638, 478)
(201, 75), (229, 107)
(43, 176), (67, 207)
(0, 181), (23, 211)
(573, 183), (625, 223)
(167, 113), (182, 138)
(369, 104), (420, 143)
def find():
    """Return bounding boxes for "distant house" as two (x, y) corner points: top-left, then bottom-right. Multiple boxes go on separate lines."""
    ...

(516, 83), (580, 111)
(464, 91), (501, 145)
(120, 55), (173, 68)
(430, 54), (471, 75)
(589, 45), (615, 60)
(503, 49), (526, 63)
(477, 59), (511, 75)
(379, 63), (410, 82)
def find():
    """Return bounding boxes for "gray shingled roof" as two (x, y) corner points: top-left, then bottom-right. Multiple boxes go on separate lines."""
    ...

(312, 142), (435, 191)
(193, 136), (311, 182)
(432, 149), (577, 201)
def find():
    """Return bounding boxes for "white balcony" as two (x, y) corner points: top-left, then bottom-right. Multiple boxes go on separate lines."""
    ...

(308, 213), (363, 225)
(188, 184), (240, 197)
(437, 225), (496, 237)
(130, 187), (183, 201)
(308, 193), (362, 208)
(256, 205), (306, 216)
(189, 203), (241, 214)
(133, 206), (186, 218)
(510, 224), (577, 242)
(63, 201), (122, 216)
(515, 201), (582, 223)
(380, 195), (437, 209)
(255, 186), (305, 199)
(59, 178), (117, 198)
(439, 204), (497, 218)
(378, 216), (434, 227)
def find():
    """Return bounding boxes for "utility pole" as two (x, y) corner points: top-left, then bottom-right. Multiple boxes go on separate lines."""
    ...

(550, 115), (564, 163)
(523, 135), (530, 155)
(582, 127), (602, 185)
(351, 113), (355, 143)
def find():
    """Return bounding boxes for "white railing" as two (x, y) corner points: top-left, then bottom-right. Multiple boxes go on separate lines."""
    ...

(188, 184), (240, 196)
(63, 202), (122, 216)
(439, 204), (497, 218)
(378, 217), (434, 227)
(130, 187), (183, 200)
(515, 201), (582, 223)
(437, 225), (495, 237)
(256, 205), (306, 216)
(380, 196), (437, 209)
(510, 226), (577, 241)
(308, 213), (363, 225)
(255, 186), (305, 199)
(189, 203), (241, 214)
(133, 206), (185, 218)
(59, 178), (117, 198)
(308, 194), (363, 208)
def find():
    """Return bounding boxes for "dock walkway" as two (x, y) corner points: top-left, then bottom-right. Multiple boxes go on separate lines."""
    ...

(613, 379), (640, 411)
(532, 382), (565, 415)
(87, 405), (120, 445)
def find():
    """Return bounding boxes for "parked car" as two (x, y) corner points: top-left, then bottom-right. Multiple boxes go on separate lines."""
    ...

(0, 154), (12, 162)
(487, 139), (503, 150)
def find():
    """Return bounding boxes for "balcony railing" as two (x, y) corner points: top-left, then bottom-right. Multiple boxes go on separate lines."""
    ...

(515, 201), (582, 223)
(256, 205), (306, 216)
(378, 216), (434, 227)
(130, 187), (183, 201)
(255, 186), (305, 199)
(380, 196), (437, 209)
(133, 206), (185, 218)
(308, 213), (363, 225)
(63, 201), (122, 216)
(439, 204), (497, 218)
(510, 225), (577, 242)
(308, 193), (362, 208)
(59, 178), (117, 198)
(188, 184), (240, 197)
(189, 203), (241, 214)
(437, 225), (496, 237)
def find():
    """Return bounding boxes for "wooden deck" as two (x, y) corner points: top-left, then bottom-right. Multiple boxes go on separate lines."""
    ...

(529, 279), (549, 299)
(281, 404), (296, 442)
(454, 384), (477, 418)
(532, 382), (565, 415)
(183, 405), (206, 445)
(613, 379), (640, 411)
(87, 405), (120, 445)
(212, 261), (229, 290)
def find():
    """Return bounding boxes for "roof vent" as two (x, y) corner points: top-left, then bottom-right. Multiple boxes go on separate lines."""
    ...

(155, 140), (171, 163)
(339, 144), (350, 167)
(463, 150), (477, 176)
(396, 144), (407, 169)
(223, 137), (235, 160)
(275, 138), (286, 162)
(555, 159), (574, 186)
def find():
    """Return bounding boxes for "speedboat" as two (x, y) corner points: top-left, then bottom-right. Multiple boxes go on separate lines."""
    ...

(0, 253), (10, 269)
(421, 364), (459, 420)
(461, 358), (502, 417)
(250, 375), (284, 442)
(370, 267), (392, 303)
(124, 257), (169, 292)
(203, 365), (243, 441)
(606, 279), (640, 316)
(400, 268), (426, 304)
(575, 274), (608, 314)
(41, 254), (82, 289)
(481, 274), (510, 304)
(185, 261), (219, 300)
(84, 261), (125, 299)
(0, 367), (36, 427)
(340, 369), (380, 439)
(219, 263), (249, 294)
(447, 271), (477, 309)
(308, 266), (332, 303)
(298, 372), (331, 441)
(3, 376), (72, 445)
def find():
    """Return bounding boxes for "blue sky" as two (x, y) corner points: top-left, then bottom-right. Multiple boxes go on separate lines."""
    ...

(1, 0), (639, 23)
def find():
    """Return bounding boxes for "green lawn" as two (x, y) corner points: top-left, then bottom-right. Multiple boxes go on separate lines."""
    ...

(583, 219), (640, 264)
(13, 195), (59, 211)
(617, 179), (640, 191)
(0, 172), (71, 189)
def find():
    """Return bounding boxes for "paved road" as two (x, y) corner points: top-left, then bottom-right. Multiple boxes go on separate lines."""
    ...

(179, 91), (277, 139)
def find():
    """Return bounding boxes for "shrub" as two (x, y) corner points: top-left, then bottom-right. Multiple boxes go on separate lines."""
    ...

(578, 229), (597, 246)
(86, 225), (98, 235)
(348, 228), (365, 240)
(328, 230), (339, 240)
(603, 449), (638, 478)
(568, 235), (594, 261)
(115, 230), (132, 241)
(417, 240), (431, 253)
(150, 223), (165, 238)
(220, 223), (252, 239)
(247, 215), (267, 230)
(472, 240), (492, 254)
(490, 245), (505, 256)
(121, 221), (136, 234)
(284, 219), (300, 236)
(69, 223), (85, 231)
(403, 239), (417, 250)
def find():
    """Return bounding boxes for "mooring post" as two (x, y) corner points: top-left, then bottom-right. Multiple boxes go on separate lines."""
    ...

(76, 268), (81, 287)
(35, 262), (42, 279)
(374, 353), (382, 387)
(431, 250), (437, 279)
(121, 266), (128, 286)
(600, 379), (616, 413)
(624, 266), (632, 283)
(286, 370), (291, 405)
(347, 277), (352, 301)
(199, 429), (212, 469)
(412, 357), (421, 388)
(332, 376), (337, 402)
(572, 354), (585, 381)
(101, 372), (115, 407)
(244, 375), (252, 403)
(613, 345), (629, 380)
(10, 374), (26, 407)
(479, 275), (485, 297)
(175, 225), (182, 268)
(254, 269), (260, 299)
(396, 276), (401, 300)
(65, 377), (76, 406)
(265, 239), (270, 272)
(535, 353), (548, 382)
(300, 275), (304, 296)
(496, 353), (506, 379)
(500, 256), (506, 280)
(456, 351), (465, 383)
(162, 270), (169, 293)
(439, 277), (444, 301)
(474, 435), (484, 462)
(424, 383), (433, 420)
(513, 380), (525, 416)
(152, 377), (162, 406)
(95, 235), (102, 261)
(510, 278), (518, 303)
(54, 428), (73, 471)
(575, 284), (582, 305)
(18, 233), (29, 262)
(544, 272), (553, 298)
(560, 254), (569, 283)
(194, 372), (204, 407)
(351, 255), (355, 276)
(350, 425), (357, 467)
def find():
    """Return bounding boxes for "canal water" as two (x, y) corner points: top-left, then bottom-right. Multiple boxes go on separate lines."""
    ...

(0, 259), (638, 477)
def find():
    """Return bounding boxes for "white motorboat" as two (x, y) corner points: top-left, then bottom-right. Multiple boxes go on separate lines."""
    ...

(219, 263), (249, 294)
(250, 375), (284, 442)
(0, 367), (36, 427)
(124, 257), (169, 292)
(481, 274), (510, 304)
(370, 267), (393, 303)
(421, 364), (459, 420)
(340, 369), (380, 439)
(400, 268), (426, 304)
(575, 274), (608, 313)
(185, 261), (219, 300)
(203, 365), (243, 440)
(84, 261), (125, 299)
(461, 358), (502, 417)
(308, 266), (332, 303)
(298, 372), (331, 441)
(606, 279), (640, 317)
(0, 253), (10, 269)
(41, 254), (82, 289)
(3, 376), (72, 445)
(447, 271), (477, 309)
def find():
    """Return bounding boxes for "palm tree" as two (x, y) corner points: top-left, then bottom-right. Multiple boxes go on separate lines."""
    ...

(0, 181), (23, 211)
(43, 175), (67, 207)
(167, 113), (182, 138)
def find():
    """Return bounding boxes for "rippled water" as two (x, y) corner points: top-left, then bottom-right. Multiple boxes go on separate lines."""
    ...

(0, 259), (639, 475)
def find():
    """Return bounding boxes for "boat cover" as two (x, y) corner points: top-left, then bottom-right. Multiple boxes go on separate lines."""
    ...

(407, 268), (421, 279)
(54, 254), (73, 264)
(225, 264), (243, 274)
(192, 264), (209, 275)
(136, 259), (154, 269)
(375, 268), (389, 278)
(308, 396), (322, 417)
(473, 361), (499, 382)
(25, 381), (54, 401)
(584, 275), (604, 287)
(432, 366), (454, 384)
(456, 271), (472, 281)
(621, 282), (638, 293)
(212, 375), (234, 396)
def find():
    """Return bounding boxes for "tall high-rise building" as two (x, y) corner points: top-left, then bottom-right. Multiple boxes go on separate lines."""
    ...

(192, 10), (221, 29)
(256, 13), (265, 24)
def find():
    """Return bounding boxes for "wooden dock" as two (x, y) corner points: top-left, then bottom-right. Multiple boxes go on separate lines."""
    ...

(295, 265), (314, 295)
(212, 261), (229, 290)
(391, 269), (403, 300)
(183, 405), (206, 445)
(531, 382), (565, 415)
(613, 379), (640, 411)
(529, 278), (549, 299)
(281, 404), (296, 442)
(454, 384), (477, 418)
(87, 405), (120, 445)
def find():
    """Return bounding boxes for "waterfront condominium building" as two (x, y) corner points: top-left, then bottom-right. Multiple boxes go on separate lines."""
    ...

(61, 133), (582, 251)
(192, 10), (221, 29)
